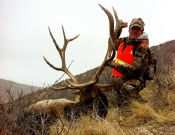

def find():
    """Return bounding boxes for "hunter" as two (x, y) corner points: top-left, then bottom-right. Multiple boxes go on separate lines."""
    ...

(107, 18), (150, 109)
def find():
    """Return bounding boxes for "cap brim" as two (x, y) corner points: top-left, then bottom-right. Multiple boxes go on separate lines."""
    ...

(130, 24), (143, 30)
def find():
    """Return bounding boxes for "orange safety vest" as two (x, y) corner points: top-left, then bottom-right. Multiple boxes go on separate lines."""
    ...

(112, 38), (148, 77)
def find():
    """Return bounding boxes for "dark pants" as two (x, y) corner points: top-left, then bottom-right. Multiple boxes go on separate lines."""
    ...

(110, 76), (144, 108)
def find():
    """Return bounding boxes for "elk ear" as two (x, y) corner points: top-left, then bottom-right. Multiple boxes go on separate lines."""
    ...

(73, 90), (81, 95)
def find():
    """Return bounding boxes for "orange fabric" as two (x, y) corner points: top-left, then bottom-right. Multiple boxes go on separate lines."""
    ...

(112, 38), (148, 77)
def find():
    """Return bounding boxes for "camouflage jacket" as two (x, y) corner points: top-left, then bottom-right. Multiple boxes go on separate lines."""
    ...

(113, 32), (150, 79)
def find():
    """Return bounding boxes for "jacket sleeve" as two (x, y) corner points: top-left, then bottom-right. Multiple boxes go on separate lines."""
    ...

(116, 45), (149, 78)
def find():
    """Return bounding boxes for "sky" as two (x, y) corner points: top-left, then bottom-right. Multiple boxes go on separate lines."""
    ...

(0, 0), (175, 87)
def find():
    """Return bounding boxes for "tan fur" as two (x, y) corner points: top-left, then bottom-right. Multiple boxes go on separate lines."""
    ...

(26, 98), (77, 116)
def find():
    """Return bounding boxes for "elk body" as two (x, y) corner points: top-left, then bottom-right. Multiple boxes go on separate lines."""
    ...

(17, 4), (124, 134)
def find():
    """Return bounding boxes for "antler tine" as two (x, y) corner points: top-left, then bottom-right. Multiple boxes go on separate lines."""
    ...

(112, 7), (123, 39)
(51, 80), (77, 90)
(43, 26), (80, 90)
(98, 4), (115, 42)
(63, 75), (98, 89)
(53, 72), (99, 90)
(52, 85), (70, 90)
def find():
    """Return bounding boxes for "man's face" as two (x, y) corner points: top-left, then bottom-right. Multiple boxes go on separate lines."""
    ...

(129, 26), (142, 40)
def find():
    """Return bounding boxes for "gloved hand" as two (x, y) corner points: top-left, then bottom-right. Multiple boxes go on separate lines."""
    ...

(106, 61), (115, 68)
(121, 22), (128, 28)
(117, 22), (128, 38)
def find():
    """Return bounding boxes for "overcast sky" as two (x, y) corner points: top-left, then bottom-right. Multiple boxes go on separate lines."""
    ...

(0, 0), (174, 87)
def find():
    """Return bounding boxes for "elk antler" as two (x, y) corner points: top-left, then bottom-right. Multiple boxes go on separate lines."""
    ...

(91, 4), (123, 80)
(43, 4), (123, 90)
(43, 26), (79, 90)
(66, 4), (123, 89)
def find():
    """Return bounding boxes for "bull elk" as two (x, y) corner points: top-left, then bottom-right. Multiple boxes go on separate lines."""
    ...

(17, 4), (124, 134)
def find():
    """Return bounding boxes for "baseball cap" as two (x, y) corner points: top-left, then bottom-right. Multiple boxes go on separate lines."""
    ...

(129, 18), (145, 31)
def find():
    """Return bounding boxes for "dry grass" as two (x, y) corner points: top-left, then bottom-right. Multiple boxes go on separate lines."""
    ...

(49, 116), (128, 135)
(48, 87), (175, 135)
(128, 101), (175, 124)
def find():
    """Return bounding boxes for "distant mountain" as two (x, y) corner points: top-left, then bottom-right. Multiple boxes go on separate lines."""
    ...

(0, 78), (41, 103)
(149, 40), (175, 88)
